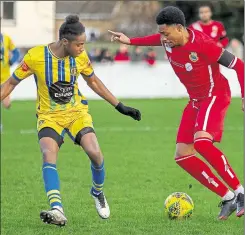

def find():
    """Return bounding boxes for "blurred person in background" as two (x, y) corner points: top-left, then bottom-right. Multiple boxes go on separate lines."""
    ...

(0, 33), (20, 133)
(0, 15), (141, 226)
(89, 48), (102, 63)
(144, 47), (156, 66)
(189, 3), (229, 48)
(227, 39), (243, 59)
(90, 31), (97, 42)
(114, 44), (130, 61)
(100, 48), (114, 63)
(0, 33), (20, 109)
(131, 46), (144, 62)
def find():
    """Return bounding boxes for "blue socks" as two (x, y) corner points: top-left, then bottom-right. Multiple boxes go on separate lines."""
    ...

(91, 161), (105, 196)
(42, 162), (63, 209)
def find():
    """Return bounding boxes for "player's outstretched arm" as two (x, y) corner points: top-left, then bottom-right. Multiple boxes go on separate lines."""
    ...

(108, 30), (161, 46)
(82, 73), (141, 121)
(0, 76), (20, 101)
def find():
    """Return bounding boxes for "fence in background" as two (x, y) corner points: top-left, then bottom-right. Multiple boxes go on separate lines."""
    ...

(10, 62), (241, 101)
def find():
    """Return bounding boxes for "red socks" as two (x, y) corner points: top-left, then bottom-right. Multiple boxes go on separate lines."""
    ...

(194, 137), (241, 190)
(176, 154), (228, 197)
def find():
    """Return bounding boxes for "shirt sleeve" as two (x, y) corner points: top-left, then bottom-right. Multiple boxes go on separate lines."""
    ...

(130, 34), (161, 46)
(200, 35), (223, 63)
(80, 51), (94, 77)
(12, 53), (34, 81)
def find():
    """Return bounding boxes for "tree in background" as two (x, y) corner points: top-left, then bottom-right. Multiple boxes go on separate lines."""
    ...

(113, 1), (161, 36)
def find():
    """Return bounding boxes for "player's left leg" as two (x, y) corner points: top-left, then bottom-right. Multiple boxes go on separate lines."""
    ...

(68, 112), (110, 219)
(194, 95), (244, 218)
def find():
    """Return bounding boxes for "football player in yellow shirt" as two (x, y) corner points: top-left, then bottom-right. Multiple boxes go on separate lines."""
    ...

(0, 15), (141, 226)
(0, 33), (20, 108)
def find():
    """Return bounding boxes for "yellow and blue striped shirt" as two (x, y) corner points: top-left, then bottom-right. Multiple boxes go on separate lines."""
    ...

(13, 45), (94, 115)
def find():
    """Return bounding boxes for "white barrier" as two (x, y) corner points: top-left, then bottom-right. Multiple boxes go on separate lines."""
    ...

(10, 62), (241, 100)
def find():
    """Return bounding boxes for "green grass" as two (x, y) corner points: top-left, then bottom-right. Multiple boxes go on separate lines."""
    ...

(1, 98), (244, 235)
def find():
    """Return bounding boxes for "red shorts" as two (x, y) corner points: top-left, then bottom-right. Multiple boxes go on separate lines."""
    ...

(176, 95), (231, 144)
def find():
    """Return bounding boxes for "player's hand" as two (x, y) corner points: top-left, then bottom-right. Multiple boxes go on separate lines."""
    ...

(242, 98), (244, 111)
(108, 30), (131, 45)
(115, 102), (141, 121)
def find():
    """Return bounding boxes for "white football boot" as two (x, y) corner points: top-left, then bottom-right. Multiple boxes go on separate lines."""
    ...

(92, 192), (110, 219)
(40, 207), (67, 226)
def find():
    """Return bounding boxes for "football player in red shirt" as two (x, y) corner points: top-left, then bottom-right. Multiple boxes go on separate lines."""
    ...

(108, 6), (244, 220)
(189, 3), (229, 48)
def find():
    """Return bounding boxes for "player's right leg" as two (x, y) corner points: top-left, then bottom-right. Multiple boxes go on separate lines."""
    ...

(37, 118), (67, 226)
(175, 101), (236, 220)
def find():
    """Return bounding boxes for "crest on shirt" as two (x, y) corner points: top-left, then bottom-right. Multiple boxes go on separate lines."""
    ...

(189, 52), (198, 62)
(70, 67), (77, 76)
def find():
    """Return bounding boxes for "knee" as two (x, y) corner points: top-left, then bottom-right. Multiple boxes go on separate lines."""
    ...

(41, 148), (57, 163)
(86, 149), (104, 166)
(175, 143), (195, 161)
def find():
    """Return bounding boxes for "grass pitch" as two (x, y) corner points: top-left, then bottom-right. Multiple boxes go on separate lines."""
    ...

(1, 98), (243, 235)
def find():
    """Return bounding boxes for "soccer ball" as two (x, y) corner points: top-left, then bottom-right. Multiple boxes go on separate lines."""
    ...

(164, 192), (194, 219)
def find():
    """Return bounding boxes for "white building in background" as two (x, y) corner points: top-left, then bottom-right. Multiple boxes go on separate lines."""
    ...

(1, 1), (55, 47)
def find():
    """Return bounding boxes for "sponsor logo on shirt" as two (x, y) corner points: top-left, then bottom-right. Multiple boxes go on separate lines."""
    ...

(49, 81), (74, 105)
(211, 25), (218, 38)
(189, 52), (198, 62)
(185, 63), (193, 72)
(169, 57), (184, 68)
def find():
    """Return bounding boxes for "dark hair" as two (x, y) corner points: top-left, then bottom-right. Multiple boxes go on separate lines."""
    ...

(198, 2), (213, 12)
(59, 15), (85, 40)
(156, 6), (186, 27)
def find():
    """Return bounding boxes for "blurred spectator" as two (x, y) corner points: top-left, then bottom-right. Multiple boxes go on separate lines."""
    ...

(227, 38), (243, 59)
(114, 44), (130, 61)
(144, 48), (156, 66)
(131, 46), (143, 62)
(90, 31), (97, 42)
(89, 48), (102, 63)
(100, 48), (114, 63)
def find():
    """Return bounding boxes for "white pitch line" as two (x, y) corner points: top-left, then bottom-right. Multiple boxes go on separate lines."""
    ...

(19, 126), (244, 134)
(18, 126), (158, 135)
(0, 126), (243, 135)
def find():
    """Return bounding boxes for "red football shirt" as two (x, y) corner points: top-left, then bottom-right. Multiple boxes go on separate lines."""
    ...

(131, 29), (231, 100)
(189, 20), (229, 48)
